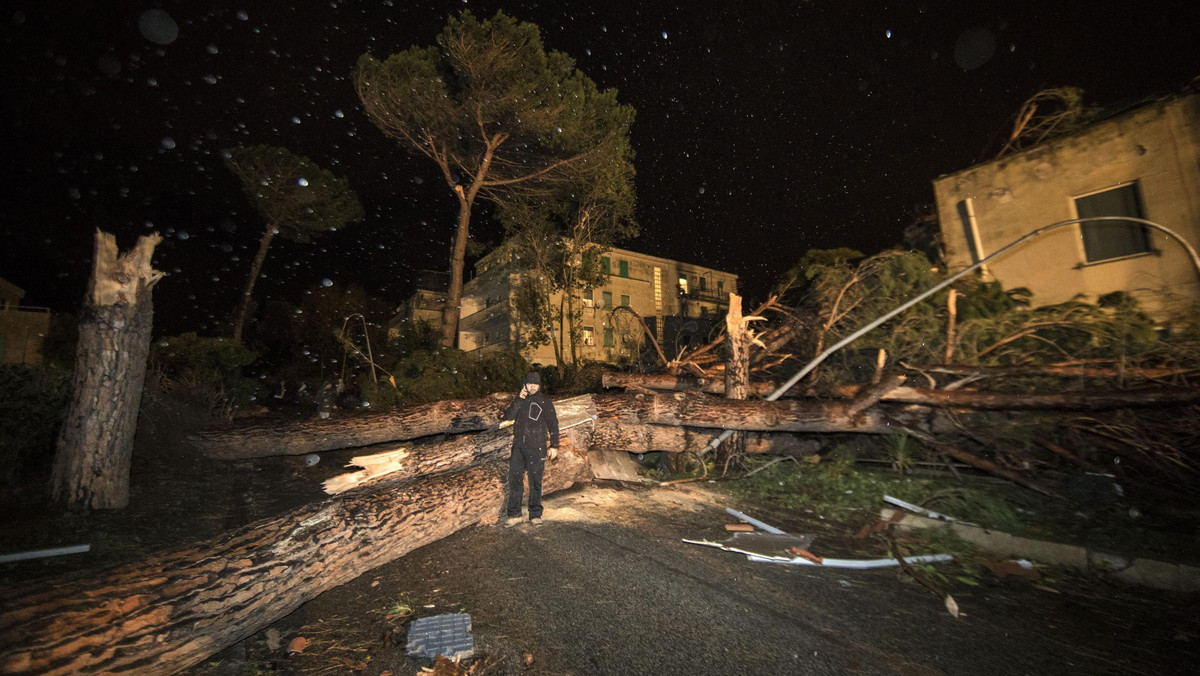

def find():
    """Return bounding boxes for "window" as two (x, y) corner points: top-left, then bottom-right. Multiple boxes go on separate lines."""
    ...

(678, 276), (688, 294)
(699, 276), (707, 291)
(717, 280), (724, 294)
(1075, 183), (1150, 263)
(603, 328), (614, 347)
(582, 290), (594, 308)
(602, 291), (613, 309)
(620, 294), (630, 307)
(582, 327), (595, 346)
(600, 256), (611, 275)
(618, 260), (629, 277)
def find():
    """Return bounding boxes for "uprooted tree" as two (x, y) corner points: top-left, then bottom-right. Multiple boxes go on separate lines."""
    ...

(355, 10), (636, 348)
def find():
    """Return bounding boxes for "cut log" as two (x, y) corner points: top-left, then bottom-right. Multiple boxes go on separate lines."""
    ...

(0, 451), (590, 674)
(191, 393), (512, 459)
(602, 371), (775, 397)
(594, 392), (930, 435)
(322, 396), (597, 494)
(52, 230), (164, 510)
(717, 292), (758, 472)
(829, 384), (1200, 410)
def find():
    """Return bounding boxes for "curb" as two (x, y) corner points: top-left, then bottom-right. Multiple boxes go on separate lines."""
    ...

(879, 508), (1200, 593)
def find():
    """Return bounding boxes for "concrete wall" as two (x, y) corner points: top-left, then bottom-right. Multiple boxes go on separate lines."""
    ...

(933, 93), (1200, 316)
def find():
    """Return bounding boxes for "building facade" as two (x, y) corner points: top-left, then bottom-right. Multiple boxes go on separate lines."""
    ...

(932, 92), (1200, 316)
(387, 270), (447, 339)
(0, 277), (51, 366)
(457, 244), (739, 366)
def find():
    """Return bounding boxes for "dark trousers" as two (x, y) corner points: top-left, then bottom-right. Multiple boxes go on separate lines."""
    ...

(506, 446), (545, 518)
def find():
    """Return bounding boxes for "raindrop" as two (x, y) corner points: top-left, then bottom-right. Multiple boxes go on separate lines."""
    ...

(177, 231), (189, 240)
(206, 44), (219, 54)
(297, 177), (309, 186)
(321, 278), (333, 287)
(334, 109), (344, 118)
(954, 27), (996, 70)
(161, 137), (176, 150)
(236, 10), (249, 21)
(203, 74), (217, 84)
(661, 30), (668, 39)
(291, 116), (301, 124)
(138, 9), (179, 45)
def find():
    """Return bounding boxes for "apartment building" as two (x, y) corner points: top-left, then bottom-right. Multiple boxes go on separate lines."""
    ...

(933, 91), (1200, 317)
(457, 243), (739, 366)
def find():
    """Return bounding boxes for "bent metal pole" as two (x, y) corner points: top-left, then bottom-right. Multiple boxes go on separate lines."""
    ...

(702, 216), (1200, 453)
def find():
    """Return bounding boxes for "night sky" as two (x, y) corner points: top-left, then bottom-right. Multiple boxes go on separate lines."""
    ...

(3, 1), (1197, 336)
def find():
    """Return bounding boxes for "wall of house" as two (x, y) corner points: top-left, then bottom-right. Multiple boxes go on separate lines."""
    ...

(0, 307), (50, 366)
(933, 94), (1200, 316)
(455, 244), (739, 367)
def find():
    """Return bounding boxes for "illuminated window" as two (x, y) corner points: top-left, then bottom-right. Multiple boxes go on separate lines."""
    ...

(678, 276), (688, 293)
(582, 326), (595, 346)
(1076, 183), (1150, 263)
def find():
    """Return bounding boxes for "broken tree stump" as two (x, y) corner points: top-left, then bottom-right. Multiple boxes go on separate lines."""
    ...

(52, 230), (164, 510)
(0, 453), (590, 674)
(588, 421), (821, 457)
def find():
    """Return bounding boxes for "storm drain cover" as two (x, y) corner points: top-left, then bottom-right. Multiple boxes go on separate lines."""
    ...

(406, 613), (474, 661)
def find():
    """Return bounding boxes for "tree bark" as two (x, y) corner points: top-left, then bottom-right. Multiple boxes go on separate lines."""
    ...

(322, 396), (597, 493)
(594, 392), (929, 435)
(602, 371), (775, 397)
(191, 394), (512, 459)
(717, 293), (753, 473)
(51, 230), (163, 510)
(589, 420), (820, 457)
(0, 452), (590, 675)
(439, 193), (473, 348)
(231, 226), (276, 344)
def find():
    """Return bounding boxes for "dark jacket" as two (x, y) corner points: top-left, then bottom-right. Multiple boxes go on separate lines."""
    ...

(505, 379), (560, 453)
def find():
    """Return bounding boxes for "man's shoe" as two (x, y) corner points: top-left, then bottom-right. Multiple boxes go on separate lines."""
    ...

(504, 516), (523, 528)
(529, 517), (543, 525)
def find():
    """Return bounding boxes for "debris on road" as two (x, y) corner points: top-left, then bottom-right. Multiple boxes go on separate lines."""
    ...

(406, 613), (474, 661)
(883, 495), (961, 522)
(724, 523), (755, 532)
(982, 558), (1040, 580)
(265, 628), (281, 652)
(725, 507), (787, 534)
(683, 538), (953, 569)
(286, 636), (309, 655)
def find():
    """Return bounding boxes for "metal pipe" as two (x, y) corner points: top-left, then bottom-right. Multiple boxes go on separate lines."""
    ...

(702, 217), (1200, 453)
(725, 507), (787, 534)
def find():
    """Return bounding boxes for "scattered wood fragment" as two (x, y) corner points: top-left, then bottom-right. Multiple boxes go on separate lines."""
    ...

(724, 523), (755, 532)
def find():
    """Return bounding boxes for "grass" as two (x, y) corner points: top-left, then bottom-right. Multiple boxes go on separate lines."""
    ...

(727, 454), (1200, 565)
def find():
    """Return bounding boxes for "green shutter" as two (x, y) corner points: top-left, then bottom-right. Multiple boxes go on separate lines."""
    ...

(620, 294), (630, 307)
(601, 257), (611, 275)
(618, 260), (628, 277)
(602, 291), (613, 309)
(603, 328), (614, 347)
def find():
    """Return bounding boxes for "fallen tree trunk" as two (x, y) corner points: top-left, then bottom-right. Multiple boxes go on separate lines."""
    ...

(902, 363), (1197, 380)
(190, 394), (511, 459)
(323, 396), (597, 494)
(594, 392), (931, 435)
(829, 384), (1200, 410)
(589, 421), (820, 457)
(0, 451), (590, 674)
(602, 371), (776, 397)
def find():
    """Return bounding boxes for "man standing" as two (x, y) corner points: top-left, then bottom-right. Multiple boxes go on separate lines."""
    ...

(503, 372), (559, 526)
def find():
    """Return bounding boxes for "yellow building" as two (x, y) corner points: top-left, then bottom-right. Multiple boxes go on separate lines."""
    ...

(387, 270), (447, 339)
(933, 91), (1200, 317)
(457, 244), (739, 366)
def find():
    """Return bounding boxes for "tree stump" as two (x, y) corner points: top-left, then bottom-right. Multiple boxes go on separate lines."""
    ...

(51, 230), (163, 510)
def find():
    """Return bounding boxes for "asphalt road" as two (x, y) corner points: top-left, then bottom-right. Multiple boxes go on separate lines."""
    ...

(205, 483), (1199, 676)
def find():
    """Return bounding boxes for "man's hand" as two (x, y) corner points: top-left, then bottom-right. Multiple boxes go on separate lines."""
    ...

(519, 385), (529, 399)
(547, 447), (558, 461)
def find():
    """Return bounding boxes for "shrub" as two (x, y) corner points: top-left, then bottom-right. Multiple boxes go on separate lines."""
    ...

(360, 348), (530, 409)
(148, 333), (261, 416)
(0, 365), (71, 483)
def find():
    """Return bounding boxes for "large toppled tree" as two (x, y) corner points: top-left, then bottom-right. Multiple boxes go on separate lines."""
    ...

(355, 10), (635, 348)
(222, 145), (363, 343)
(52, 231), (164, 510)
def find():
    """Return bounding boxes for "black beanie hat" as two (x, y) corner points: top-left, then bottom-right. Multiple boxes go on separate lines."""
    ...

(524, 371), (541, 385)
